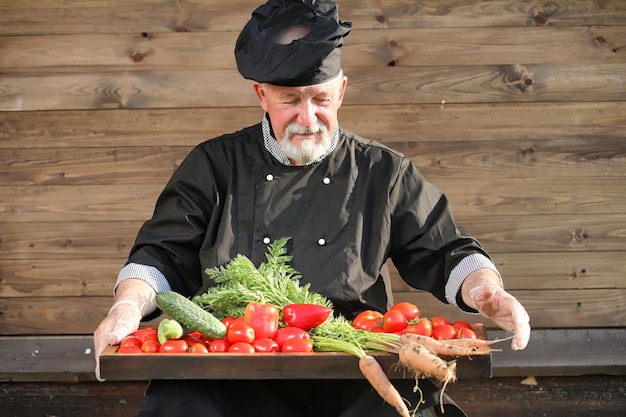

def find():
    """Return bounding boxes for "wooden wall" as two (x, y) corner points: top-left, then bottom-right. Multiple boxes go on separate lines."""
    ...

(1, 0), (625, 336)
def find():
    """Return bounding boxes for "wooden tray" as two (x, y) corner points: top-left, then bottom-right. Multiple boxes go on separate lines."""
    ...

(100, 324), (491, 381)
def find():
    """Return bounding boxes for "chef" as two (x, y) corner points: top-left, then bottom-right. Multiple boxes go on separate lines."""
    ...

(94, 1), (531, 416)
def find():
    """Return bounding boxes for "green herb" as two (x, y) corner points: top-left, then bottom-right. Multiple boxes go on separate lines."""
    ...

(193, 237), (332, 319)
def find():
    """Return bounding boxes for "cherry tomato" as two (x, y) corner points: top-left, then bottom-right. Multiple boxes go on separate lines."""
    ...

(159, 339), (189, 353)
(389, 302), (420, 322)
(141, 339), (160, 353)
(228, 342), (256, 353)
(222, 316), (236, 329)
(452, 320), (473, 332)
(120, 336), (142, 349)
(431, 315), (452, 328)
(282, 303), (331, 331)
(208, 339), (230, 352)
(253, 338), (280, 353)
(117, 344), (143, 353)
(281, 338), (314, 353)
(382, 309), (407, 333)
(432, 324), (457, 340)
(132, 328), (158, 343)
(457, 328), (478, 339)
(189, 342), (210, 354)
(183, 334), (206, 347)
(405, 317), (433, 337)
(352, 310), (383, 331)
(244, 302), (279, 339)
(273, 327), (310, 347)
(227, 323), (256, 344)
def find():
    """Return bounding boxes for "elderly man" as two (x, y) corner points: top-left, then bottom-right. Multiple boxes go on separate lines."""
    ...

(94, 1), (530, 416)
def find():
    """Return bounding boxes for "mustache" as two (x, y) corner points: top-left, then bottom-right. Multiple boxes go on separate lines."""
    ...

(285, 120), (328, 136)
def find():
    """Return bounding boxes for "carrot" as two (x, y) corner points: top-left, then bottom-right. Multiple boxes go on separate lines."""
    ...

(359, 354), (411, 417)
(398, 342), (457, 383)
(398, 343), (458, 414)
(439, 335), (512, 350)
(399, 334), (494, 356)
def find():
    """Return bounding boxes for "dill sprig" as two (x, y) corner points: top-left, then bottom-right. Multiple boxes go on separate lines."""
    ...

(193, 237), (332, 319)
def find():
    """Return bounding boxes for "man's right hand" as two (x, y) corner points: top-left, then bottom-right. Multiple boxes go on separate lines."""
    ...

(92, 279), (157, 381)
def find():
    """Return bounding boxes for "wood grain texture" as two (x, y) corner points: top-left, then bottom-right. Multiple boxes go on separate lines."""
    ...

(3, 63), (625, 111)
(3, 102), (625, 148)
(2, 0), (626, 35)
(0, 288), (623, 334)
(1, 0), (625, 338)
(2, 26), (624, 72)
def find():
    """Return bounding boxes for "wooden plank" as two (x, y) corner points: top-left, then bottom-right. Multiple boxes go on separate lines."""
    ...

(2, 212), (624, 259)
(388, 251), (626, 292)
(444, 375), (626, 417)
(99, 347), (489, 381)
(2, 138), (625, 185)
(3, 63), (625, 111)
(1, 178), (625, 223)
(0, 221), (141, 260)
(0, 297), (113, 335)
(0, 259), (119, 298)
(2, 250), (624, 299)
(2, 0), (626, 35)
(3, 102), (625, 148)
(2, 377), (624, 417)
(0, 335), (96, 382)
(0, 147), (185, 186)
(1, 288), (624, 334)
(488, 328), (626, 377)
(395, 289), (626, 328)
(0, 381), (147, 416)
(2, 26), (624, 72)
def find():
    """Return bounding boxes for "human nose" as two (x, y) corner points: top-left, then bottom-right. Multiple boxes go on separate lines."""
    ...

(296, 100), (317, 127)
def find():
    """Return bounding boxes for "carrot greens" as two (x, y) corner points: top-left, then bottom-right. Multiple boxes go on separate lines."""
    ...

(193, 237), (332, 319)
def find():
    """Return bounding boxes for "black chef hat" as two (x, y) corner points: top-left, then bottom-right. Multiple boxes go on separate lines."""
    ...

(235, 0), (352, 87)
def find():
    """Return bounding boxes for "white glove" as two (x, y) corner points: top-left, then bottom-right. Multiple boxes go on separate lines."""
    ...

(469, 284), (531, 351)
(93, 300), (143, 382)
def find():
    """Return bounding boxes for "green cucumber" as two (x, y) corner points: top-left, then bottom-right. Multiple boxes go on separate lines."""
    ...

(156, 291), (227, 339)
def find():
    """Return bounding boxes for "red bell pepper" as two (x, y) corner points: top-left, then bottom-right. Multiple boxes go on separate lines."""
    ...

(282, 303), (332, 331)
(243, 301), (279, 340)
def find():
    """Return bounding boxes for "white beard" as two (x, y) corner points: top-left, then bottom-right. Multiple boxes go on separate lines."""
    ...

(280, 120), (331, 164)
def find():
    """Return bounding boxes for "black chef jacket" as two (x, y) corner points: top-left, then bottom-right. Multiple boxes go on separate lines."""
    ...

(126, 123), (488, 319)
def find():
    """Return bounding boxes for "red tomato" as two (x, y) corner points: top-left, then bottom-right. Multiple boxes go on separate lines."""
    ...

(282, 303), (331, 331)
(141, 339), (160, 353)
(244, 302), (279, 340)
(159, 339), (188, 353)
(432, 324), (457, 340)
(132, 328), (158, 343)
(431, 316), (452, 328)
(352, 310), (383, 331)
(183, 335), (206, 347)
(228, 342), (256, 353)
(189, 342), (210, 354)
(281, 338), (314, 353)
(253, 338), (280, 353)
(117, 344), (143, 353)
(457, 328), (478, 339)
(208, 339), (230, 352)
(382, 309), (407, 333)
(227, 323), (256, 345)
(273, 327), (310, 347)
(405, 317), (433, 337)
(222, 316), (236, 329)
(120, 336), (142, 349)
(452, 320), (473, 332)
(389, 302), (420, 322)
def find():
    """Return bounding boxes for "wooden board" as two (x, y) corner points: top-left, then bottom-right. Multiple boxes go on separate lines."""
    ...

(99, 324), (490, 381)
